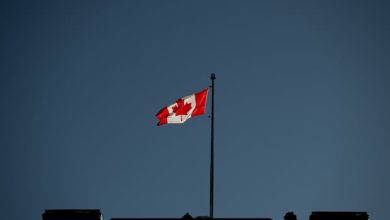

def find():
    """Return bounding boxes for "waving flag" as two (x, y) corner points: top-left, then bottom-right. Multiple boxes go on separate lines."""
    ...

(156, 88), (209, 126)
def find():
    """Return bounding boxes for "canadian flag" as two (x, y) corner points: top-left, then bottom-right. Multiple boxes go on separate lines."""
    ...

(156, 88), (209, 126)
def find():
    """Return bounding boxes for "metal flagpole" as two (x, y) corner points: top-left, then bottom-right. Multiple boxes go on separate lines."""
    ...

(210, 73), (216, 219)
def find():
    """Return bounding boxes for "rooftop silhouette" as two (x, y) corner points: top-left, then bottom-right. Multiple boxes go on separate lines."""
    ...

(41, 209), (370, 220)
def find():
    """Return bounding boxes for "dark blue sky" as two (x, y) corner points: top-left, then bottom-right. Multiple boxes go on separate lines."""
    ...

(1, 1), (389, 220)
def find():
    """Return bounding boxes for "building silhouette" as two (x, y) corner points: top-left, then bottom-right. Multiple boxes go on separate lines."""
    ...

(42, 209), (370, 220)
(309, 212), (369, 220)
(42, 210), (103, 220)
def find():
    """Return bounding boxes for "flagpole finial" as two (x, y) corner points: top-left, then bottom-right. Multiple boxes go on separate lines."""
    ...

(210, 73), (216, 80)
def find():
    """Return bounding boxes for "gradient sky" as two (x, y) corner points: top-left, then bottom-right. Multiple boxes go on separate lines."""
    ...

(1, 1), (389, 220)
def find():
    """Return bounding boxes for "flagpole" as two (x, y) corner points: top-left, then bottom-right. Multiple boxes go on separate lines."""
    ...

(210, 73), (216, 219)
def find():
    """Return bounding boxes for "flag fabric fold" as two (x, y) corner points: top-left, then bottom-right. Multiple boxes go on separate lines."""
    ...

(156, 88), (209, 126)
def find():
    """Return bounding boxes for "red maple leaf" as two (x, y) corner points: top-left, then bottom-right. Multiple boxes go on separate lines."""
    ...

(172, 99), (192, 116)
